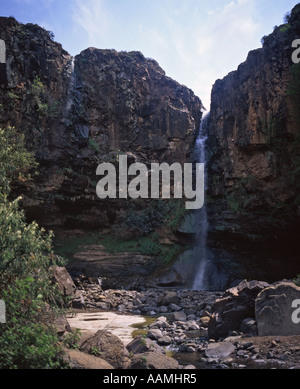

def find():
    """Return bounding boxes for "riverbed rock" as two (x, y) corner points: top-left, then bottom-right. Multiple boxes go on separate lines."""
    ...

(51, 266), (76, 298)
(53, 315), (71, 337)
(171, 311), (187, 322)
(240, 318), (257, 335)
(205, 342), (236, 359)
(126, 336), (163, 355)
(157, 291), (181, 307)
(148, 329), (163, 340)
(130, 352), (179, 369)
(80, 330), (128, 369)
(255, 282), (300, 336)
(157, 336), (172, 346)
(205, 342), (235, 359)
(200, 316), (211, 327)
(64, 349), (114, 369)
(208, 280), (269, 339)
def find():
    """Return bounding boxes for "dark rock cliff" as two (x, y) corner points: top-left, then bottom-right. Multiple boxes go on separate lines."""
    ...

(0, 17), (202, 228)
(207, 4), (300, 245)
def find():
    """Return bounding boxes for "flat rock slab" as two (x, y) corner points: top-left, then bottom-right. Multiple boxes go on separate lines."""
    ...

(205, 342), (236, 359)
(69, 245), (156, 289)
(67, 311), (146, 346)
(255, 282), (300, 336)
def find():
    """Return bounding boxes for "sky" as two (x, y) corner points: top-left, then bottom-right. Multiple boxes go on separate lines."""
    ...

(0, 0), (299, 109)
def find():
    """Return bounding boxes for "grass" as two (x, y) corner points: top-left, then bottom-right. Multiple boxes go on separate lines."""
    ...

(53, 230), (183, 265)
(100, 233), (182, 264)
(53, 232), (101, 261)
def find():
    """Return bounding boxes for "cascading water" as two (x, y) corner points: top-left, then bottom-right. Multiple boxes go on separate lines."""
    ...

(192, 113), (210, 290)
(66, 57), (75, 114)
(191, 113), (228, 291)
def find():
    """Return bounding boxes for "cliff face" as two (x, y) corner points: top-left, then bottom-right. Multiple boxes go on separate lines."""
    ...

(0, 17), (202, 228)
(207, 4), (300, 243)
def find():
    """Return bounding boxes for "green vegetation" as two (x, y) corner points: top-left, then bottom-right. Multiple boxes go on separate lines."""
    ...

(90, 347), (103, 357)
(53, 198), (187, 266)
(54, 232), (101, 260)
(88, 137), (100, 152)
(100, 233), (182, 265)
(0, 127), (37, 194)
(294, 274), (300, 287)
(62, 329), (81, 350)
(279, 24), (291, 33)
(0, 126), (67, 369)
(30, 76), (48, 115)
(225, 177), (255, 215)
(115, 199), (186, 238)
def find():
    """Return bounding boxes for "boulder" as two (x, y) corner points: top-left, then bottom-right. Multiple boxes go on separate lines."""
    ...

(80, 330), (128, 369)
(171, 311), (187, 322)
(200, 316), (211, 328)
(51, 266), (76, 298)
(64, 349), (114, 369)
(127, 336), (163, 355)
(240, 318), (257, 335)
(208, 280), (269, 339)
(147, 329), (163, 340)
(205, 342), (236, 359)
(53, 315), (71, 337)
(255, 282), (300, 336)
(157, 291), (181, 307)
(130, 352), (179, 369)
(157, 336), (172, 346)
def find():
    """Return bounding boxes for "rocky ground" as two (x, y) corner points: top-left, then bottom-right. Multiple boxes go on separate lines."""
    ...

(53, 272), (300, 370)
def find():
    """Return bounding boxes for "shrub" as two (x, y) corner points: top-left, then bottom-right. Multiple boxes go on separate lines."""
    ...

(0, 127), (37, 195)
(0, 278), (66, 369)
(0, 126), (67, 369)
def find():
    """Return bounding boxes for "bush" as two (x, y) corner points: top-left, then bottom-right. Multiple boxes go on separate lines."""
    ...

(0, 278), (66, 369)
(0, 127), (37, 195)
(114, 199), (186, 238)
(0, 126), (67, 369)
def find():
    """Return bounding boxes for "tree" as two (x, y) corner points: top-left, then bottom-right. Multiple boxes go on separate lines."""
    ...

(0, 126), (67, 369)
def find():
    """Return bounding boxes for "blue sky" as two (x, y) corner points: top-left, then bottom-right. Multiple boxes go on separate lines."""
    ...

(1, 0), (299, 108)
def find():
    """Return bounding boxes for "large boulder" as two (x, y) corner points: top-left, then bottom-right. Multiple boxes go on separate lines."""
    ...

(157, 291), (181, 307)
(51, 266), (76, 298)
(64, 349), (114, 369)
(80, 330), (128, 369)
(255, 282), (300, 336)
(208, 280), (269, 339)
(129, 352), (179, 369)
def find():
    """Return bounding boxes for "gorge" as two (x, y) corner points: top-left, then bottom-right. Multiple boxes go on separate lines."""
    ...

(0, 5), (300, 291)
(0, 3), (300, 371)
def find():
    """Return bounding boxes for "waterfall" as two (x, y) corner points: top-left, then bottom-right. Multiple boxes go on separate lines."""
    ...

(66, 57), (75, 114)
(192, 113), (210, 290)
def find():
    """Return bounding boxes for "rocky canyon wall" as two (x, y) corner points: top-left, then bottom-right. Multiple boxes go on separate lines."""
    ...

(207, 4), (300, 244)
(0, 17), (202, 229)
